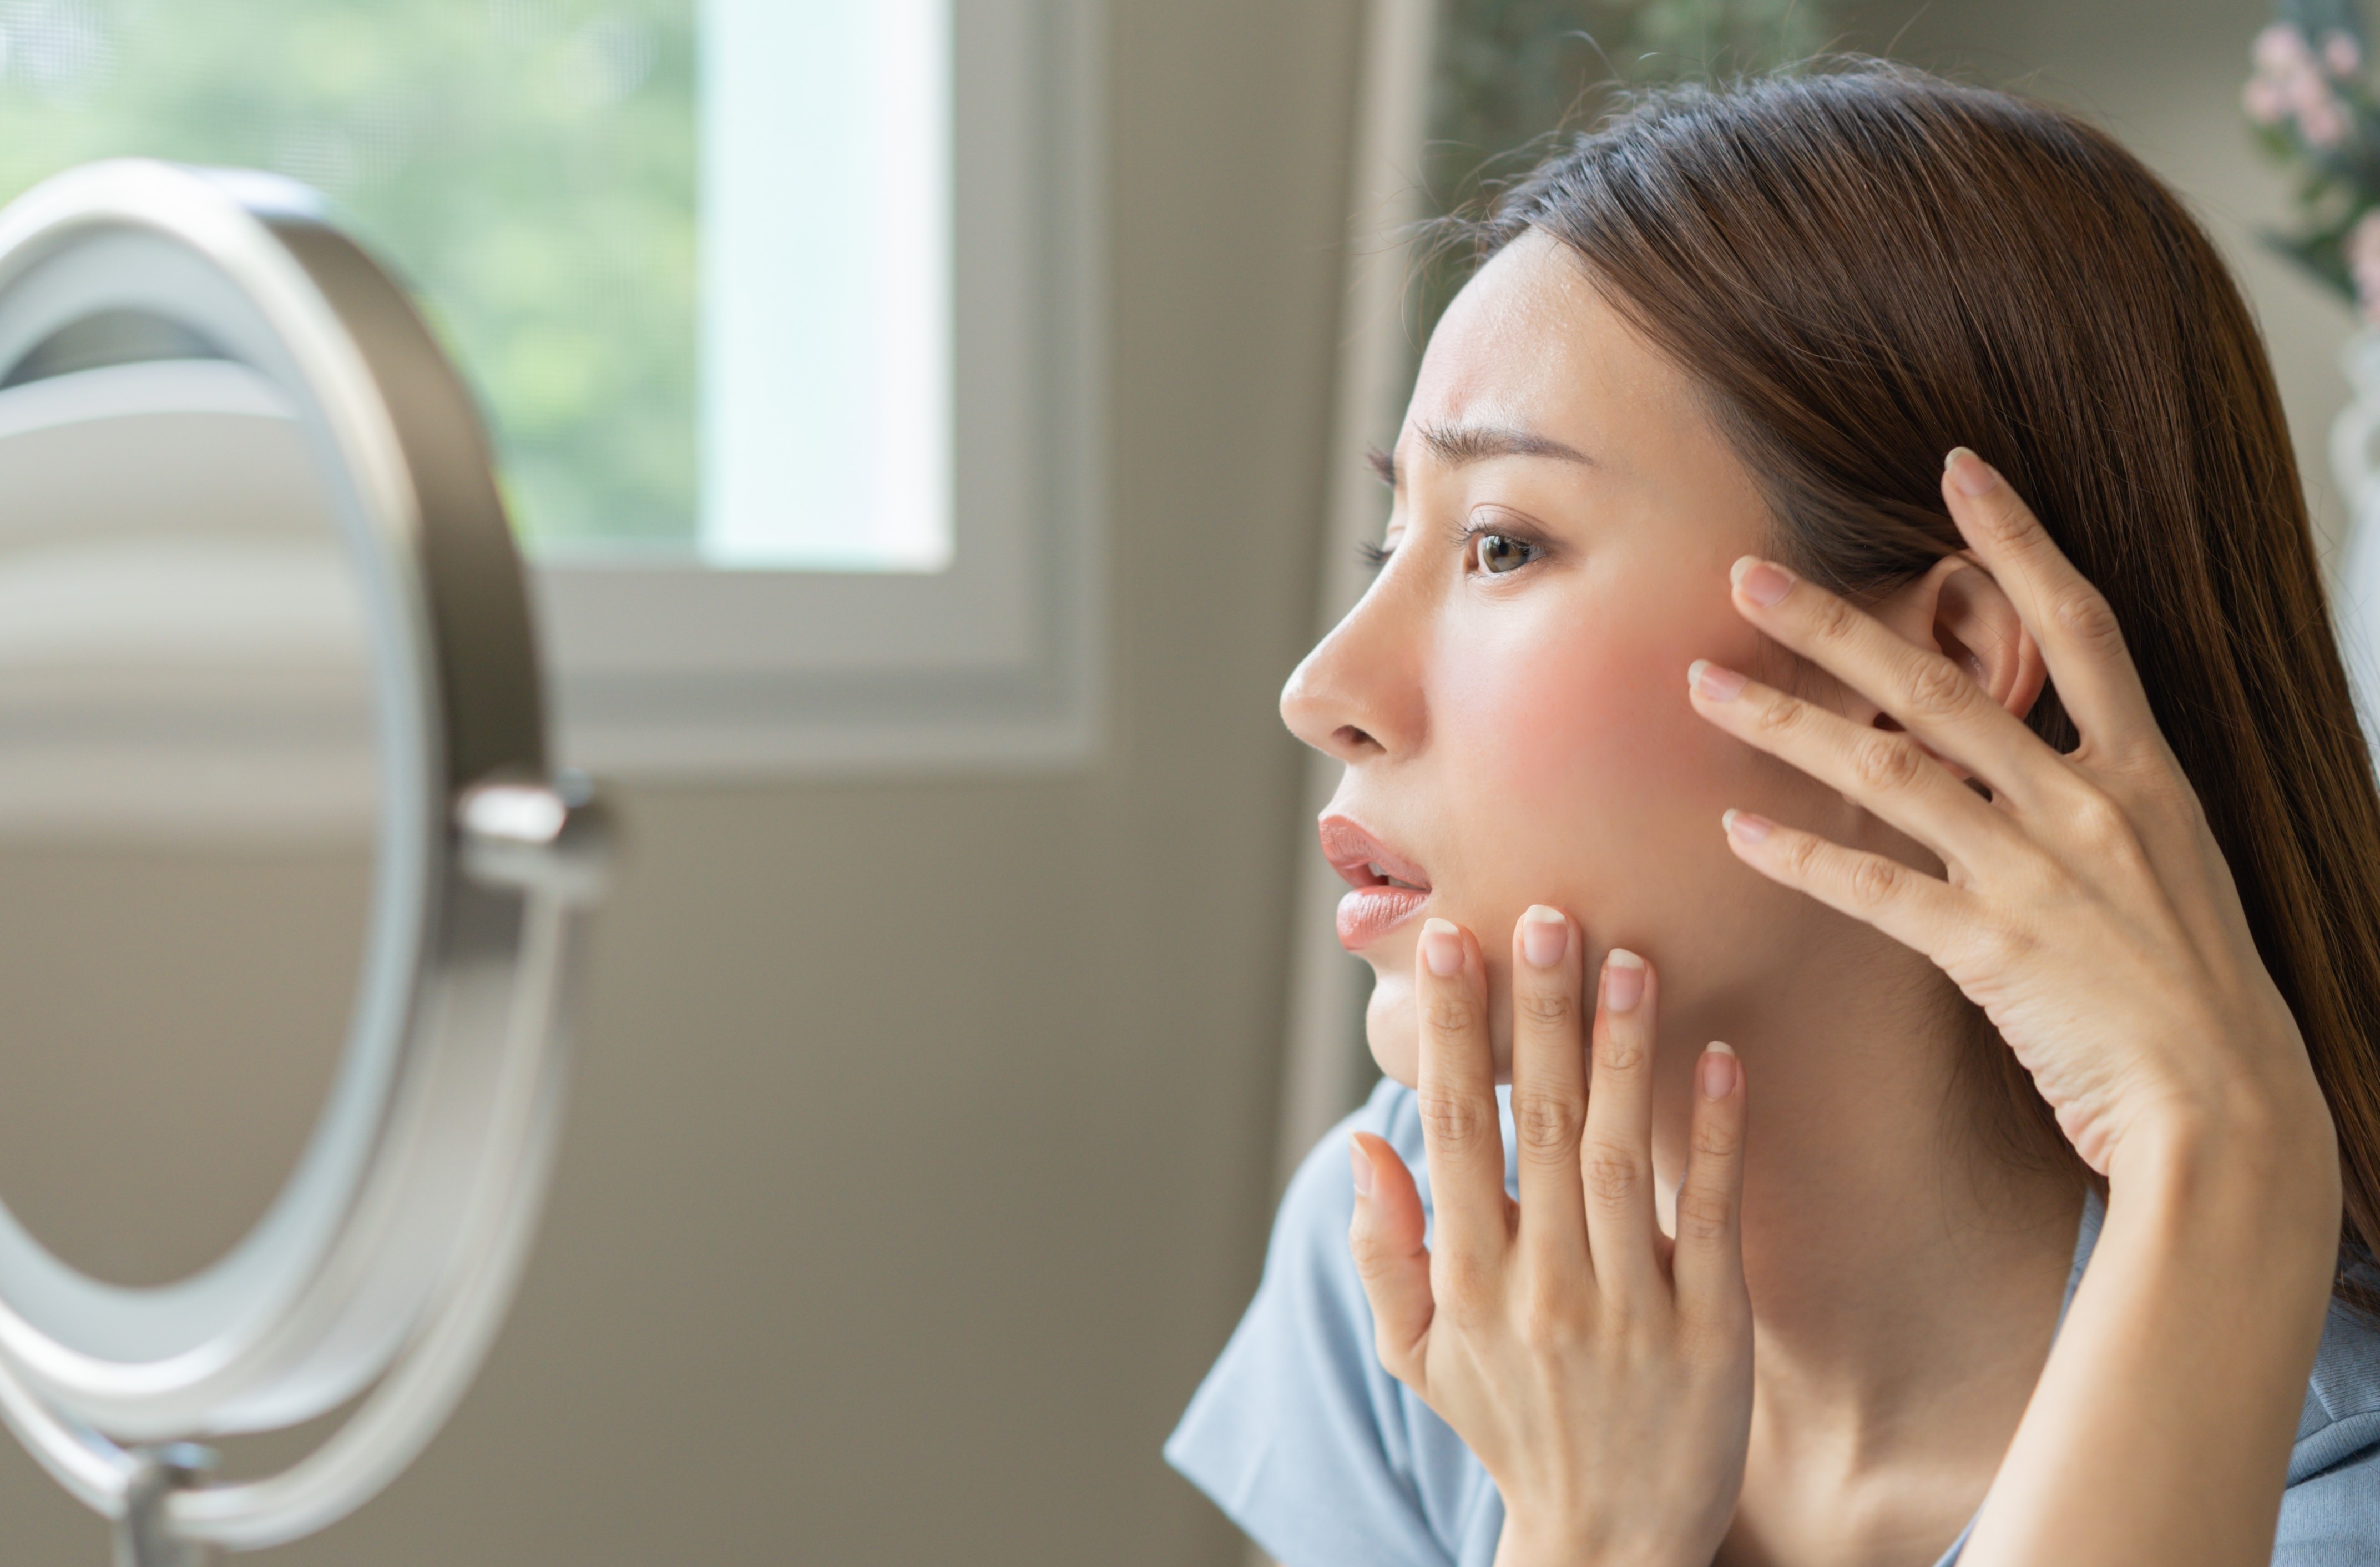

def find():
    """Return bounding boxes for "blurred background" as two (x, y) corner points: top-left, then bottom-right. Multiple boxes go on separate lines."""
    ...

(0, 0), (2364, 1562)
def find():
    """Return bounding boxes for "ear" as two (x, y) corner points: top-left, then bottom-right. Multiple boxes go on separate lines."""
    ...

(1862, 553), (2048, 773)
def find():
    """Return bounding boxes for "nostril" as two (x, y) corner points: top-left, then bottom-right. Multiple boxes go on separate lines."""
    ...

(1332, 724), (1380, 754)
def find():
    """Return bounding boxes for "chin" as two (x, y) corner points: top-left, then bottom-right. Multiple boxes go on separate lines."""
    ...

(1363, 973), (1420, 1087)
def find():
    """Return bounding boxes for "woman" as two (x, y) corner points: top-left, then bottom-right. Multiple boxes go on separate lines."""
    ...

(1168, 64), (2380, 1566)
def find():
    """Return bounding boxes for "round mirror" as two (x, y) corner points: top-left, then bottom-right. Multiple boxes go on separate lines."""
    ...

(0, 161), (603, 1566)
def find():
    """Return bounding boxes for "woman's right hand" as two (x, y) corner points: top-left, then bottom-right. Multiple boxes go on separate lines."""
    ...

(1347, 908), (1753, 1567)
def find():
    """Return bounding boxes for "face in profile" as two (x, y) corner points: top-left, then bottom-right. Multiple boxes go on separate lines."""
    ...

(1280, 231), (1882, 1116)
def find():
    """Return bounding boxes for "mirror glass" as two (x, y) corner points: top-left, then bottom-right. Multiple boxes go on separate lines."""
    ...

(0, 312), (374, 1289)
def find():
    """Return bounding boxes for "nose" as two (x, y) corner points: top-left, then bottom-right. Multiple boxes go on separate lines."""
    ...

(1279, 572), (1426, 763)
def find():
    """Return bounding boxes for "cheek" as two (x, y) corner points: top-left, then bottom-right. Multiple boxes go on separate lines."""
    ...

(1429, 591), (1740, 817)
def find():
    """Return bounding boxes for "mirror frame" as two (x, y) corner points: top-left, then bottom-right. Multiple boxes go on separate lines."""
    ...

(0, 160), (598, 1556)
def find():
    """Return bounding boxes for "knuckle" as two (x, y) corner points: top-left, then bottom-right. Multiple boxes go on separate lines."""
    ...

(1904, 654), (1975, 723)
(1417, 1085), (1496, 1157)
(1514, 989), (1574, 1030)
(1750, 692), (1809, 740)
(1843, 853), (1904, 909)
(2065, 787), (2141, 860)
(1512, 1088), (1585, 1158)
(1983, 495), (2040, 549)
(1852, 734), (1928, 793)
(2051, 585), (2125, 654)
(1582, 1148), (1644, 1208)
(1676, 1186), (1735, 1243)
(1805, 591), (1860, 646)
(1779, 829), (1829, 881)
(1691, 1114), (1741, 1162)
(1425, 994), (1479, 1036)
(1594, 1030), (1647, 1080)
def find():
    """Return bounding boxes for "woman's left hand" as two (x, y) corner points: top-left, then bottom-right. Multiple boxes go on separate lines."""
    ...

(1348, 916), (1754, 1567)
(1685, 446), (2330, 1186)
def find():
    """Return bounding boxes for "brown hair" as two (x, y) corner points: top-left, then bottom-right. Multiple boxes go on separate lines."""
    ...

(1467, 63), (2380, 1298)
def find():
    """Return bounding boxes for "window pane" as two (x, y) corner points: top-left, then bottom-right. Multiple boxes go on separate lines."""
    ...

(0, 0), (954, 571)
(699, 0), (951, 571)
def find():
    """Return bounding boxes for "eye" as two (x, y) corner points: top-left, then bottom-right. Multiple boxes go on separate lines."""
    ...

(1469, 531), (1539, 575)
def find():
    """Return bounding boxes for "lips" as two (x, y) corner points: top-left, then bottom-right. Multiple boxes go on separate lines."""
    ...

(1320, 815), (1433, 951)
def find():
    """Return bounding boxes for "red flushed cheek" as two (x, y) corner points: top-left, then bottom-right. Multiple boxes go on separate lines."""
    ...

(1430, 609), (1711, 807)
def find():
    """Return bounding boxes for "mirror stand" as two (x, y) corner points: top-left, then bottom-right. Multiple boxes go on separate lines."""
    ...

(117, 1447), (220, 1567)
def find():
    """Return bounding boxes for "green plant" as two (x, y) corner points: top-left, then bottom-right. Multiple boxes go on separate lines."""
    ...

(2245, 0), (2380, 318)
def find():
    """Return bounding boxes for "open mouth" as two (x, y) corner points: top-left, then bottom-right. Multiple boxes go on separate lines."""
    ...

(1319, 815), (1433, 950)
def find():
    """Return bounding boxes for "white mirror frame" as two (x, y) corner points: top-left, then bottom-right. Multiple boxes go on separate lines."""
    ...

(0, 160), (603, 1561)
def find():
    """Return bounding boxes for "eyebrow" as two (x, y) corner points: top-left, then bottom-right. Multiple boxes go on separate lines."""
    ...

(1368, 423), (1595, 490)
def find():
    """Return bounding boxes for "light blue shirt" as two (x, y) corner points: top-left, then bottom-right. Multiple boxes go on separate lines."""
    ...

(1167, 1076), (2380, 1566)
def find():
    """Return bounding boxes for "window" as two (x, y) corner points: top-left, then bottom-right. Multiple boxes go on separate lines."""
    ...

(0, 0), (1103, 773)
(701, 0), (951, 571)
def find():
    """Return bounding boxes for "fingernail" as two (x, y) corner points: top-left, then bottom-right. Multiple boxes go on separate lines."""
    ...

(1689, 659), (1747, 702)
(1520, 905), (1568, 968)
(1700, 1042), (1739, 1100)
(1422, 916), (1463, 978)
(1730, 557), (1793, 607)
(1349, 1134), (1374, 1197)
(1722, 808), (1773, 844)
(1602, 948), (1646, 1013)
(1944, 447), (2000, 497)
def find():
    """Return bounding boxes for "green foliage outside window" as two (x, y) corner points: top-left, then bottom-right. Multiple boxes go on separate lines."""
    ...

(0, 0), (698, 551)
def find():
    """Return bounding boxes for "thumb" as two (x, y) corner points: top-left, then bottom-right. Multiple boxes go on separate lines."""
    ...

(1348, 1131), (1434, 1386)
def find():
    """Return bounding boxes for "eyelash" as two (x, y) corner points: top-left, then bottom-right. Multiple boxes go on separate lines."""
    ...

(1356, 521), (1549, 576)
(1456, 518), (1547, 576)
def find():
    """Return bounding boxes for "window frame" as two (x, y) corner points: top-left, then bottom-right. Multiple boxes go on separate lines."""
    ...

(530, 0), (1105, 777)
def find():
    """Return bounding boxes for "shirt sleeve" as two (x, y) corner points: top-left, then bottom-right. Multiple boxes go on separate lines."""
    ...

(2278, 1297), (2380, 1565)
(1164, 1078), (1503, 1567)
(2277, 1439), (2380, 1565)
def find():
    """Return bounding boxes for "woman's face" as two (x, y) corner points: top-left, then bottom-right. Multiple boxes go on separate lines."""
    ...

(1281, 231), (1851, 1087)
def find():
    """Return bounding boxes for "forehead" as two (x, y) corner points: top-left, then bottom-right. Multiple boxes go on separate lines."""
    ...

(1406, 230), (1705, 470)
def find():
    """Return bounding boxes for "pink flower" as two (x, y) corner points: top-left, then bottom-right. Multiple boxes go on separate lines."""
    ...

(2327, 29), (2365, 78)
(2304, 93), (2352, 148)
(2247, 23), (2361, 148)
(2258, 22), (2315, 75)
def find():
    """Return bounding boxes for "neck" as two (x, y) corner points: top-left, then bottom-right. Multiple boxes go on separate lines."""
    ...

(1677, 935), (2083, 1563)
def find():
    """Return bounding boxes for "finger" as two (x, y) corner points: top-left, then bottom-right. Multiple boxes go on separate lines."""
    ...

(1414, 917), (1511, 1272)
(1940, 448), (2159, 754)
(1717, 555), (2065, 811)
(1509, 905), (1590, 1280)
(1719, 807), (1980, 964)
(1671, 1044), (1750, 1336)
(1580, 948), (1663, 1309)
(1348, 1131), (1434, 1384)
(1689, 657), (2027, 873)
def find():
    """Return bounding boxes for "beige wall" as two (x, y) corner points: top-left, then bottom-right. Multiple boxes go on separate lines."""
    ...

(0, 4), (2362, 1565)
